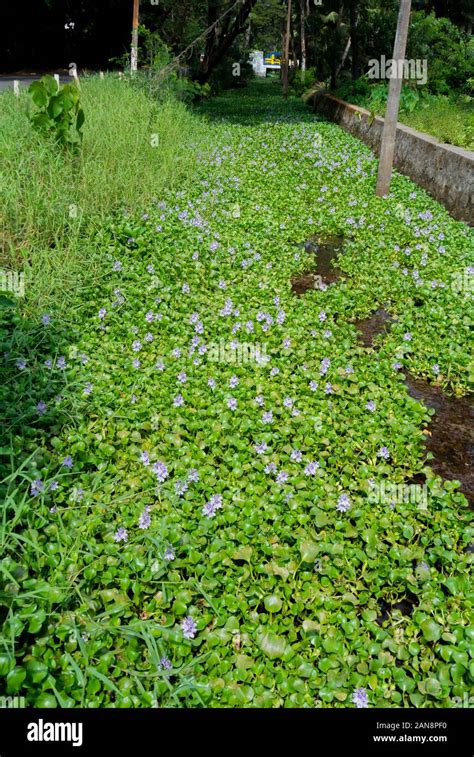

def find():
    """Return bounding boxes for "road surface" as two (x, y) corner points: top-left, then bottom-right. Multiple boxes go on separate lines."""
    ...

(0, 74), (73, 91)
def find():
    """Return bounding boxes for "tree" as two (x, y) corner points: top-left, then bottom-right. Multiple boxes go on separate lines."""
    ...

(198, 0), (260, 82)
(349, 0), (361, 79)
(300, 0), (308, 72)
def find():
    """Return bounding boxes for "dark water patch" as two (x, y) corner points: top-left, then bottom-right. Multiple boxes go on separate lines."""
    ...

(405, 374), (474, 505)
(376, 595), (418, 626)
(291, 271), (326, 295)
(405, 472), (427, 487)
(292, 235), (345, 294)
(354, 308), (394, 348)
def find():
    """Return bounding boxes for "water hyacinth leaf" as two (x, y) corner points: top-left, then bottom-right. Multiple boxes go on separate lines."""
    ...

(231, 546), (252, 563)
(299, 541), (319, 563)
(263, 595), (283, 613)
(420, 619), (442, 642)
(258, 632), (287, 660)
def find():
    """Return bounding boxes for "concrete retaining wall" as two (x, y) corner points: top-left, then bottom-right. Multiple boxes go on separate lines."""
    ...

(312, 94), (474, 225)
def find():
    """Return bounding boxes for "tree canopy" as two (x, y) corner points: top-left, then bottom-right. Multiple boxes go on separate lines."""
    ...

(0, 0), (472, 92)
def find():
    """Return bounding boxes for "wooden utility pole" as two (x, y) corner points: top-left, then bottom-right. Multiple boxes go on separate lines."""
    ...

(131, 0), (140, 73)
(282, 0), (292, 98)
(375, 0), (412, 196)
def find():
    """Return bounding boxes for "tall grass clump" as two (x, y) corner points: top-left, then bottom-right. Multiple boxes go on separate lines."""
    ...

(0, 74), (211, 315)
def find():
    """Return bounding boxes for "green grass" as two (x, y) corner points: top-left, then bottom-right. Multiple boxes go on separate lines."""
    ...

(0, 75), (211, 314)
(332, 82), (474, 151)
(399, 96), (474, 151)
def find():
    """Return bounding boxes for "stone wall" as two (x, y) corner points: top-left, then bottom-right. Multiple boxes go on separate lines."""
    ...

(312, 94), (474, 225)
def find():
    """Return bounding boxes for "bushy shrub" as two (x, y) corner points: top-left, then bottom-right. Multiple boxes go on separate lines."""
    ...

(206, 48), (255, 94)
(27, 75), (84, 151)
(332, 75), (371, 104)
(289, 67), (317, 96)
(407, 12), (473, 95)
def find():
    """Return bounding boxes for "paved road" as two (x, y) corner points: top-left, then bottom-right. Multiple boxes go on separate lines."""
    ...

(0, 74), (73, 91)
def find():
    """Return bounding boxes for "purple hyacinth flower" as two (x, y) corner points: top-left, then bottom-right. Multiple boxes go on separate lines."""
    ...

(114, 527), (128, 543)
(62, 455), (73, 469)
(164, 547), (175, 561)
(377, 446), (390, 460)
(181, 616), (197, 639)
(160, 656), (172, 671)
(320, 357), (331, 376)
(202, 494), (222, 518)
(305, 461), (319, 476)
(187, 468), (200, 483)
(175, 480), (189, 497)
(138, 507), (151, 530)
(153, 461), (169, 483)
(337, 493), (351, 512)
(276, 470), (288, 484)
(352, 687), (369, 708)
(30, 479), (44, 497)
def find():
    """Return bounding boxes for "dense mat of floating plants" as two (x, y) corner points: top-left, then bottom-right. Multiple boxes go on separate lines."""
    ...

(2, 82), (473, 708)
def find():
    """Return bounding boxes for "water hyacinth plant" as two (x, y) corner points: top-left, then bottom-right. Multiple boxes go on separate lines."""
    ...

(1, 79), (472, 710)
